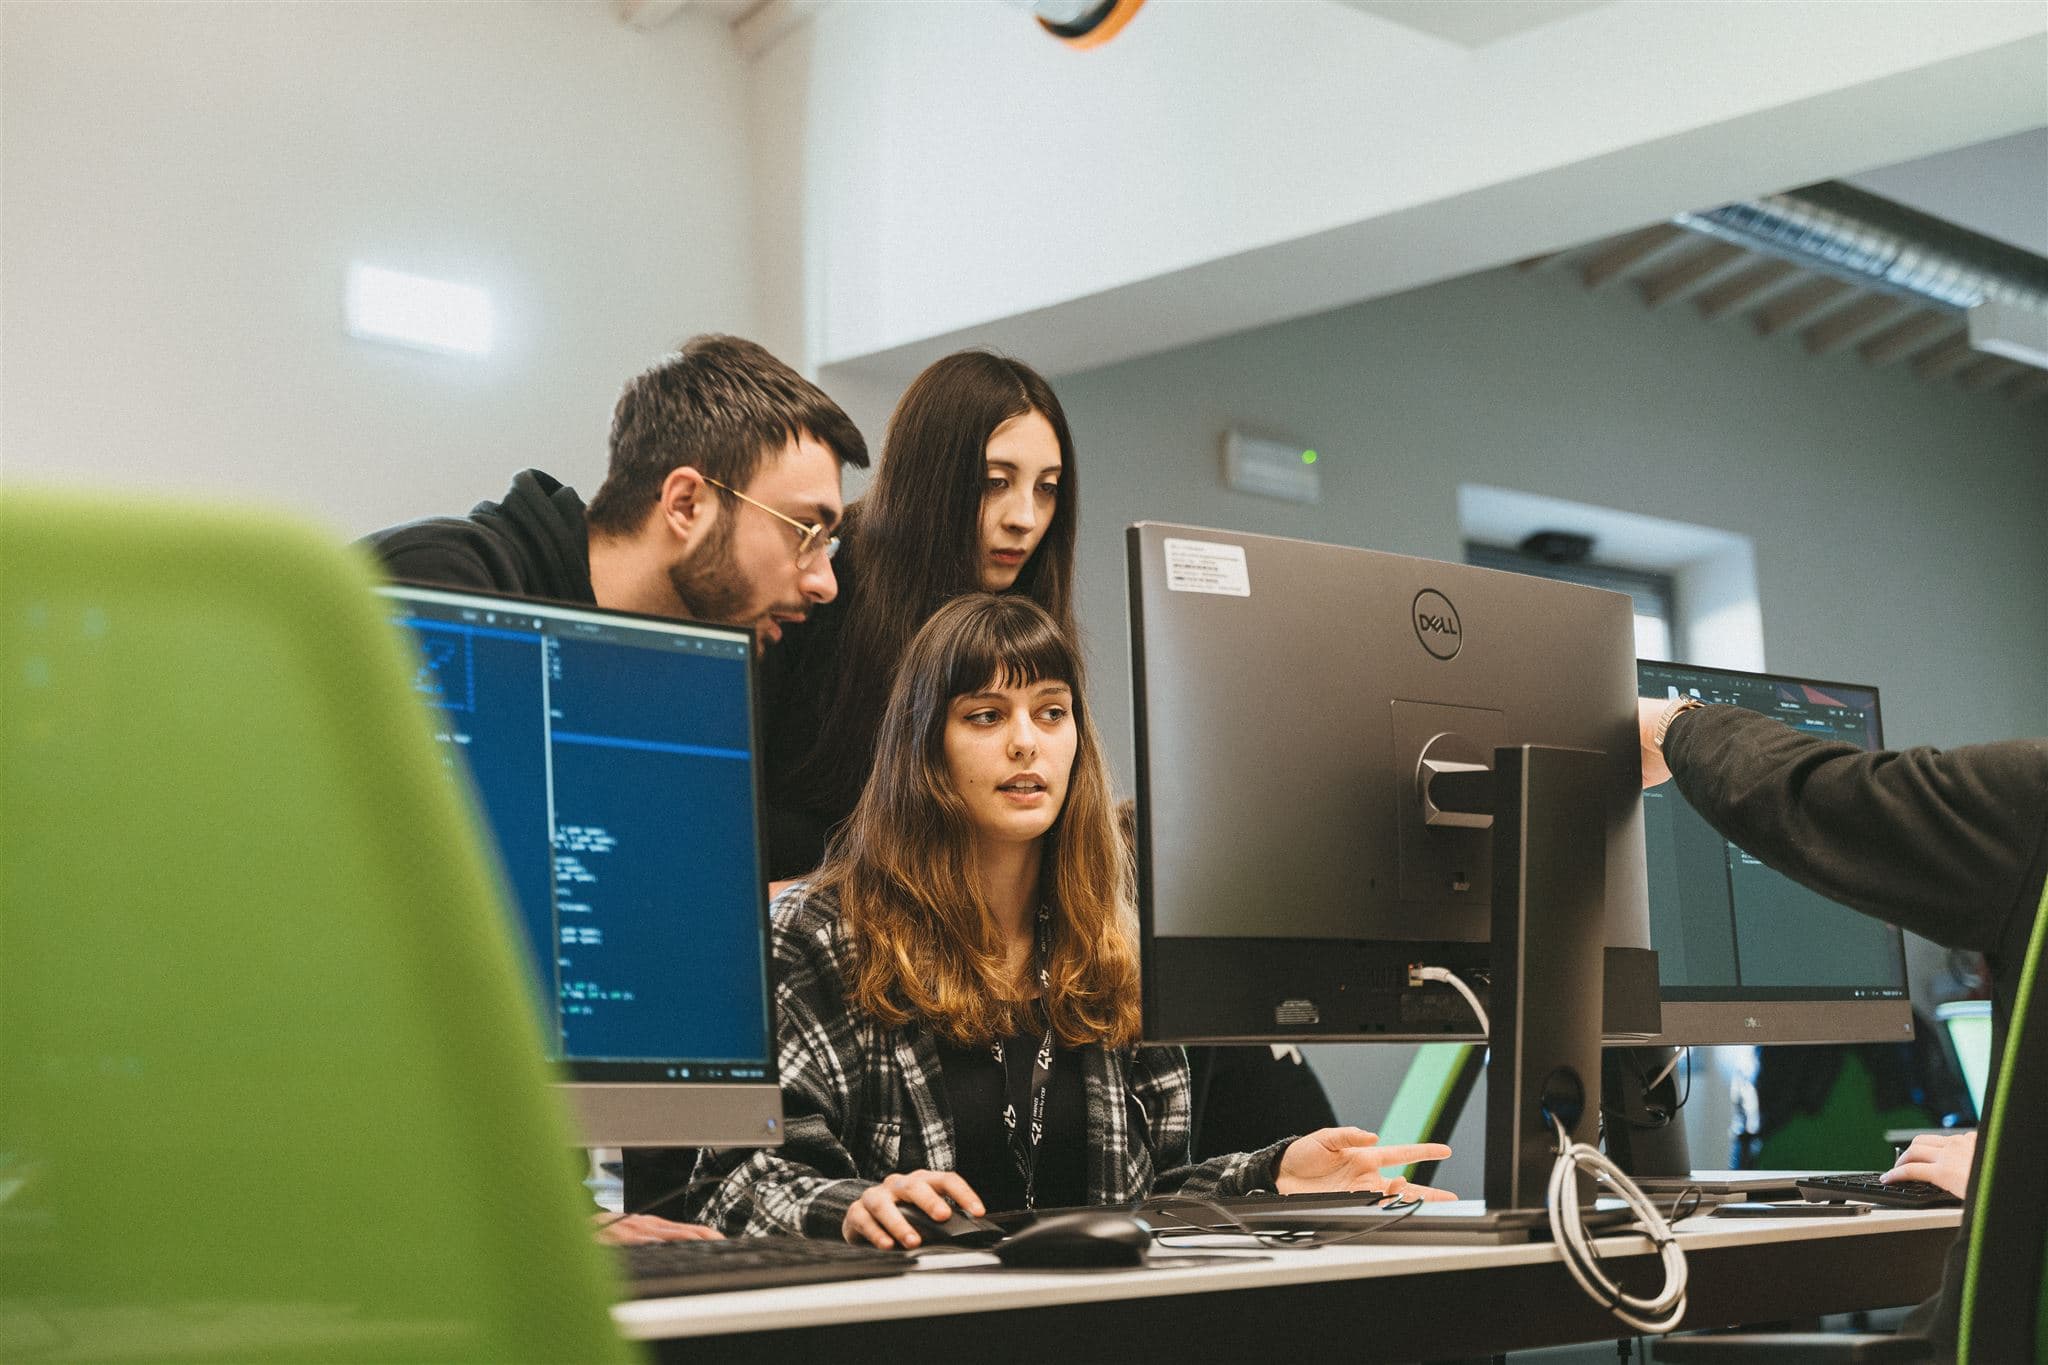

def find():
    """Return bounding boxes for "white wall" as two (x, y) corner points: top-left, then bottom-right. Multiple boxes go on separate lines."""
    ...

(1052, 262), (2048, 1189)
(1059, 269), (2048, 785)
(1, 0), (760, 537)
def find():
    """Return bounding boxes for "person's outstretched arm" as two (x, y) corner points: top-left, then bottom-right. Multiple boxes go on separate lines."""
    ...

(1654, 702), (2048, 958)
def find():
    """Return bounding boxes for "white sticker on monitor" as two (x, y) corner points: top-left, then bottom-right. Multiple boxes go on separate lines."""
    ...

(1163, 538), (1251, 597)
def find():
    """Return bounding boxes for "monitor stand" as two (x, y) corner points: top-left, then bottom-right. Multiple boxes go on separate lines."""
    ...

(1361, 745), (1620, 1243)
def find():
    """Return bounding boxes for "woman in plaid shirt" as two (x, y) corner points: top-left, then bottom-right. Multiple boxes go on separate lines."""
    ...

(689, 594), (1454, 1246)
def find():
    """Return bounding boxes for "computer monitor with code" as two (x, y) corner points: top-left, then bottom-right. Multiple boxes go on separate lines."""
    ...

(379, 584), (781, 1149)
(1637, 660), (1910, 1046)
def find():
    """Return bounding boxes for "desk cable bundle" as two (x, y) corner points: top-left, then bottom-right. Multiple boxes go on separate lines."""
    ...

(1412, 963), (1690, 1336)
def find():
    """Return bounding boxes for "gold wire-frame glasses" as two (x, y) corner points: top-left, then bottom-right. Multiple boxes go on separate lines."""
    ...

(701, 475), (840, 569)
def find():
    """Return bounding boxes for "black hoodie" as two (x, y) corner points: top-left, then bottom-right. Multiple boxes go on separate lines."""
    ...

(362, 469), (595, 604)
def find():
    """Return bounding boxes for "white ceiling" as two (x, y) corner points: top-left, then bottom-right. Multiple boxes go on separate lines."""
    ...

(1332, 0), (1611, 47)
(1847, 126), (2048, 257)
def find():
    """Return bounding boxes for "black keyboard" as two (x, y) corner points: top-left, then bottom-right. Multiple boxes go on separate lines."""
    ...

(618, 1236), (913, 1298)
(1795, 1173), (1963, 1209)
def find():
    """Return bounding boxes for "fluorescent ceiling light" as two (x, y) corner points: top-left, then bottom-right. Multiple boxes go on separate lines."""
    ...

(345, 263), (493, 356)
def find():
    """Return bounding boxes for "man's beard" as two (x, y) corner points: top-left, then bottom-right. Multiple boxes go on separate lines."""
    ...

(666, 514), (752, 625)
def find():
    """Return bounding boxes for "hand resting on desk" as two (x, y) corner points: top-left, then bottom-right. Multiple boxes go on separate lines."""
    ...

(1276, 1127), (1456, 1201)
(594, 1212), (724, 1245)
(1885, 1129), (1975, 1200)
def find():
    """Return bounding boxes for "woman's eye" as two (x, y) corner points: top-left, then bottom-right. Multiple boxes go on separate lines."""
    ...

(985, 476), (1008, 493)
(965, 709), (1000, 726)
(1038, 483), (1059, 499)
(1039, 706), (1069, 723)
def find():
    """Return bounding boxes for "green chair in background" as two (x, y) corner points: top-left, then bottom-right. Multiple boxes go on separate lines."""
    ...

(0, 489), (638, 1362)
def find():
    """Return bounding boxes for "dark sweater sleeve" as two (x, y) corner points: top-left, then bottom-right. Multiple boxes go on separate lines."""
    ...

(1663, 704), (2048, 963)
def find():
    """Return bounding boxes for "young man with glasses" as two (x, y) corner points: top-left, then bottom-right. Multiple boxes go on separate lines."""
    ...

(364, 335), (869, 1245)
(366, 334), (868, 648)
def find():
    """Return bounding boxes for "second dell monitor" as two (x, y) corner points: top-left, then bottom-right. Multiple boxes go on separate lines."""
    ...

(1128, 522), (1659, 1043)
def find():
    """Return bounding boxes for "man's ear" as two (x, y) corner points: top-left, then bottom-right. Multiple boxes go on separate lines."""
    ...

(657, 466), (713, 550)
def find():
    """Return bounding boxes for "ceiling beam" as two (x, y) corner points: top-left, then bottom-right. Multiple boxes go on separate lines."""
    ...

(1909, 332), (1977, 381)
(1579, 225), (1686, 290)
(1752, 278), (1852, 337)
(1954, 354), (2025, 391)
(733, 0), (832, 59)
(615, 0), (690, 30)
(1693, 259), (1798, 321)
(1636, 241), (1747, 309)
(2003, 368), (2048, 404)
(1857, 310), (1951, 368)
(1801, 293), (1909, 357)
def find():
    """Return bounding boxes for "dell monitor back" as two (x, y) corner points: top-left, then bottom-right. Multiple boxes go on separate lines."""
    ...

(1128, 523), (1658, 1044)
(379, 585), (781, 1149)
(1637, 660), (1910, 1046)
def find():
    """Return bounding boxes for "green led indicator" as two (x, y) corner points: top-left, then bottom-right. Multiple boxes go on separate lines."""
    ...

(1301, 449), (1318, 465)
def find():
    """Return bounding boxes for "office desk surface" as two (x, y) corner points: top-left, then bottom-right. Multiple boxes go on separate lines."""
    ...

(616, 1207), (1959, 1362)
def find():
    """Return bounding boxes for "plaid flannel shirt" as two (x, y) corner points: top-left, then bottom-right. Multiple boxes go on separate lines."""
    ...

(686, 886), (1291, 1238)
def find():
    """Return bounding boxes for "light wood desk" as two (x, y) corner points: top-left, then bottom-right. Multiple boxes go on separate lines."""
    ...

(614, 1206), (1959, 1363)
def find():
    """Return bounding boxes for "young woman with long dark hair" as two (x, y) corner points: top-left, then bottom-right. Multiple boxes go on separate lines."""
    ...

(691, 595), (1452, 1243)
(761, 350), (1078, 883)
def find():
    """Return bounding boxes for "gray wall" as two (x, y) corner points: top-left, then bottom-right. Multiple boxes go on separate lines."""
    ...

(1052, 264), (2048, 1191)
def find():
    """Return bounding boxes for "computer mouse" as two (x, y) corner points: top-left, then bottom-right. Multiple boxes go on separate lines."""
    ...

(991, 1210), (1152, 1268)
(893, 1200), (1007, 1248)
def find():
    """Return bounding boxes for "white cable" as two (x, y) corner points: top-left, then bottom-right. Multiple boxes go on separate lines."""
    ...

(1644, 1047), (1687, 1092)
(1410, 965), (1489, 1038)
(1409, 965), (1686, 1332)
(1545, 1113), (1689, 1336)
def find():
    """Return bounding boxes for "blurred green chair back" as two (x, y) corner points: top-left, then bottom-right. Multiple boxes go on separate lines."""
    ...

(0, 490), (638, 1363)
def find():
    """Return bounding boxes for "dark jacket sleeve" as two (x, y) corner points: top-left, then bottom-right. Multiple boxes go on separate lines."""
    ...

(1663, 704), (2048, 966)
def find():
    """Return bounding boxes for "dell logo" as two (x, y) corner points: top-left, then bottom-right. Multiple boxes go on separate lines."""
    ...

(1413, 590), (1462, 660)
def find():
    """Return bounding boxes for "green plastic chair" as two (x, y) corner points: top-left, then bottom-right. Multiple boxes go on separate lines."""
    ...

(0, 489), (640, 1363)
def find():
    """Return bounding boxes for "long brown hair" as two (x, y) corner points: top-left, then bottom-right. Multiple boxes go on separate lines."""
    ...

(815, 594), (1139, 1049)
(794, 351), (1079, 814)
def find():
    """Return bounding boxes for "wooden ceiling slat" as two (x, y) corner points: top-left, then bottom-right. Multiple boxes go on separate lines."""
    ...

(1636, 242), (1747, 309)
(1694, 260), (1798, 320)
(1909, 332), (1977, 381)
(2002, 368), (2048, 404)
(1955, 355), (2024, 392)
(1753, 278), (1852, 336)
(1856, 310), (1950, 368)
(1801, 294), (1907, 357)
(1579, 224), (1687, 289)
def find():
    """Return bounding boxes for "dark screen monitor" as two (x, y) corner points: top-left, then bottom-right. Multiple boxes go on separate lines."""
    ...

(378, 584), (781, 1148)
(1636, 660), (1910, 1046)
(1127, 522), (1659, 1044)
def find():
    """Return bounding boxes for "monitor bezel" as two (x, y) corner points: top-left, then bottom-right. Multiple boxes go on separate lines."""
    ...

(378, 581), (783, 1148)
(1634, 658), (1913, 1048)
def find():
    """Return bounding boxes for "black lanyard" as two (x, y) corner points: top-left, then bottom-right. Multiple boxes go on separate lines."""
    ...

(991, 909), (1056, 1209)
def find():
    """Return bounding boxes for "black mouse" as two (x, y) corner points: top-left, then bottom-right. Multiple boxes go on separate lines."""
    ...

(893, 1200), (1007, 1249)
(991, 1210), (1152, 1268)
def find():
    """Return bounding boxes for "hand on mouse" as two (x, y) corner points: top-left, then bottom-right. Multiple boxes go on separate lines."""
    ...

(1275, 1126), (1458, 1202)
(843, 1169), (987, 1249)
(1884, 1129), (1975, 1200)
